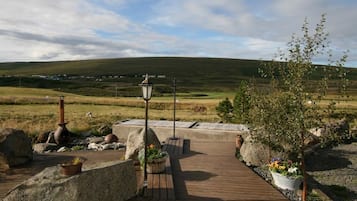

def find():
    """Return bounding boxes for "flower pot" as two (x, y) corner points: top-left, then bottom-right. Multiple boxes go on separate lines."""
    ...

(235, 134), (243, 149)
(60, 163), (82, 176)
(147, 156), (167, 174)
(270, 171), (302, 191)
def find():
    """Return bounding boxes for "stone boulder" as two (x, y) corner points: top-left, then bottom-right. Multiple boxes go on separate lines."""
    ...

(304, 131), (320, 146)
(240, 135), (269, 166)
(3, 160), (137, 201)
(104, 134), (118, 143)
(0, 152), (10, 171)
(36, 131), (50, 143)
(0, 128), (33, 167)
(310, 119), (350, 138)
(240, 134), (288, 166)
(32, 143), (58, 153)
(125, 128), (161, 161)
(87, 136), (105, 144)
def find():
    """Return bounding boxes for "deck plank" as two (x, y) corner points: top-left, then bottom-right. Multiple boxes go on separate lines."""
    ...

(152, 173), (160, 200)
(172, 141), (288, 201)
(165, 158), (175, 200)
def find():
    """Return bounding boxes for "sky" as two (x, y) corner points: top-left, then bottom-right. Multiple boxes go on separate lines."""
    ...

(0, 0), (356, 67)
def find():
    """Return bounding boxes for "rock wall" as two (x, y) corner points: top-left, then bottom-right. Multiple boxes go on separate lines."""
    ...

(3, 160), (137, 201)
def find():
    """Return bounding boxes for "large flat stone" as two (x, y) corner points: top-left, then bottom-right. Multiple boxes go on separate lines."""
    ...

(3, 160), (137, 201)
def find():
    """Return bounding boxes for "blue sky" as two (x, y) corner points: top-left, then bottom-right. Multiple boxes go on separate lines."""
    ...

(0, 0), (356, 67)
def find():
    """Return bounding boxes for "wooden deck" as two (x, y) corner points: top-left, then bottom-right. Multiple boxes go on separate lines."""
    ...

(142, 137), (184, 200)
(1, 140), (288, 201)
(146, 155), (175, 200)
(172, 140), (288, 201)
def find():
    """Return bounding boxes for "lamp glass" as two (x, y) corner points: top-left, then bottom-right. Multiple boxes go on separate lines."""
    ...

(141, 84), (152, 100)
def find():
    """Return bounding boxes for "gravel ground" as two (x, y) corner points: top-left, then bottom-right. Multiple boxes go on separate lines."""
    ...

(252, 166), (302, 201)
(252, 141), (357, 201)
(306, 142), (357, 201)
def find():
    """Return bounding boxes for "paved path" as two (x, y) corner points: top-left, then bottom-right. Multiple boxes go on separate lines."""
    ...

(172, 140), (288, 201)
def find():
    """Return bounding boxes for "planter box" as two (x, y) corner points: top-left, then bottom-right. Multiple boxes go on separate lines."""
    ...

(147, 156), (167, 174)
(270, 171), (302, 191)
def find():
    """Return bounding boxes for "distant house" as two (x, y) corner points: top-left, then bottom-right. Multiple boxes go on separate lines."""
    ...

(31, 75), (47, 79)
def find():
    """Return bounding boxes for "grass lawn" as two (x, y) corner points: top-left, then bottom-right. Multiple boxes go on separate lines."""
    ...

(0, 87), (221, 136)
(1, 87), (356, 137)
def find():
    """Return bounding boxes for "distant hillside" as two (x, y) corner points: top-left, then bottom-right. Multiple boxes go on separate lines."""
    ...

(0, 57), (356, 96)
(0, 57), (260, 76)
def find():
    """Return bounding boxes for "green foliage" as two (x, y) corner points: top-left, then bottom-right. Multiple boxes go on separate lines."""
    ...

(249, 92), (304, 155)
(247, 15), (350, 200)
(248, 14), (349, 157)
(216, 97), (233, 123)
(233, 81), (251, 123)
(71, 145), (85, 151)
(138, 144), (168, 166)
(216, 81), (251, 123)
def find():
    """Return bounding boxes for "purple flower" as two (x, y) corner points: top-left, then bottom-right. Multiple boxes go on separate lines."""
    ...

(271, 157), (281, 162)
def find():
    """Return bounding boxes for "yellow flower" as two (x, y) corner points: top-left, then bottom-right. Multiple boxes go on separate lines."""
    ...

(149, 144), (155, 149)
(279, 165), (286, 170)
(72, 157), (82, 165)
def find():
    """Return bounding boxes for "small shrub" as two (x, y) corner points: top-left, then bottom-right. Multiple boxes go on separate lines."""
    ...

(71, 145), (85, 151)
(216, 97), (233, 123)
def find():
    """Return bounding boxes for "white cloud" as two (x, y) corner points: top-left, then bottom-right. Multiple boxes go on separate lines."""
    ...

(150, 0), (357, 66)
(0, 0), (356, 66)
(0, 0), (151, 61)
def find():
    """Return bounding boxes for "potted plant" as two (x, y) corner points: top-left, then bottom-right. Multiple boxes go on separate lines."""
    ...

(268, 158), (303, 190)
(60, 157), (84, 176)
(138, 144), (168, 174)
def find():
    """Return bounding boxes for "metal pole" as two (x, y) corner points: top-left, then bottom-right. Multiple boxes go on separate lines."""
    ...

(171, 78), (178, 140)
(143, 92), (149, 188)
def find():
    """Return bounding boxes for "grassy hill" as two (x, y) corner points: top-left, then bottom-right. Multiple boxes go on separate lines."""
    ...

(0, 57), (260, 76)
(0, 57), (356, 96)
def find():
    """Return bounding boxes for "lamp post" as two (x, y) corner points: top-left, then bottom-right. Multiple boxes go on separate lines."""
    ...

(139, 74), (153, 189)
(170, 78), (178, 140)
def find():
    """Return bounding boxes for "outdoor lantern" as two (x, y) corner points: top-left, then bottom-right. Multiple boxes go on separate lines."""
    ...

(140, 74), (153, 101)
(139, 74), (153, 190)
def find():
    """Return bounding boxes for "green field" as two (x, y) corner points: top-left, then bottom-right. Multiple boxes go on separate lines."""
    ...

(1, 57), (356, 97)
(0, 57), (356, 138)
(0, 87), (225, 137)
(1, 86), (356, 139)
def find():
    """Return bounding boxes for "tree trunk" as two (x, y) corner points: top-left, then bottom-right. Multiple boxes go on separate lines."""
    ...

(300, 130), (307, 201)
